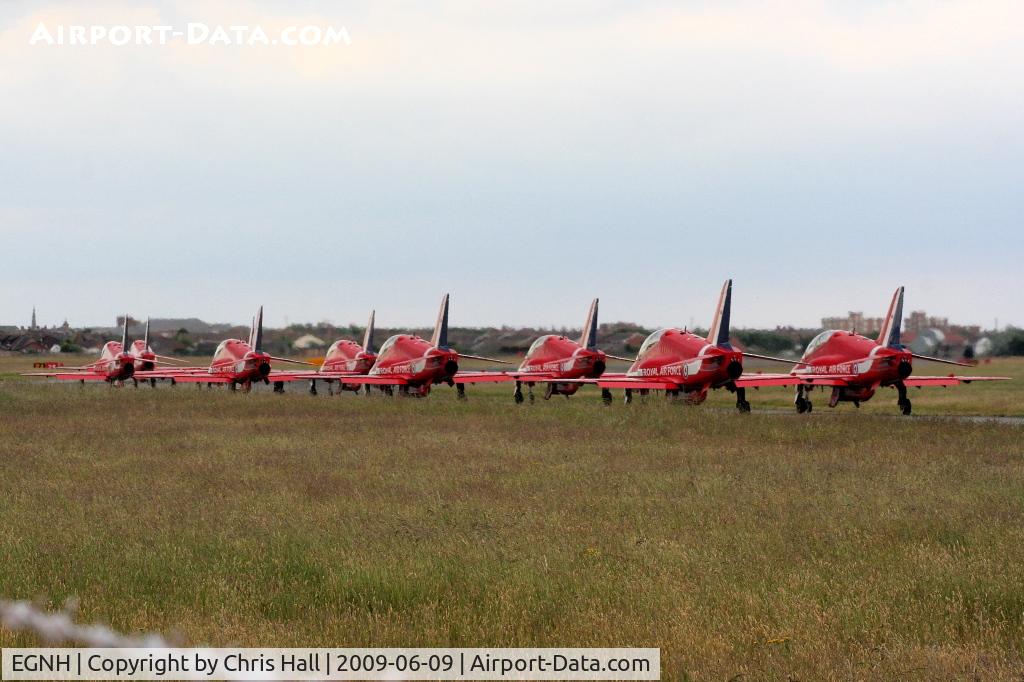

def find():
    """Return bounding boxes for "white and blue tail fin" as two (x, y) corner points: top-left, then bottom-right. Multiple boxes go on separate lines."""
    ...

(876, 286), (904, 348)
(121, 314), (129, 351)
(706, 279), (733, 348)
(143, 318), (151, 349)
(579, 298), (599, 351)
(363, 310), (376, 353)
(430, 294), (450, 349)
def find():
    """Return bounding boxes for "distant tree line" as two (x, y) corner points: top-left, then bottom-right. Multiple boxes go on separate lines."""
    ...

(989, 327), (1024, 356)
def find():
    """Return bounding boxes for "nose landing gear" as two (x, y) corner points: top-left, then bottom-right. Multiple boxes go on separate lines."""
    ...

(795, 384), (813, 413)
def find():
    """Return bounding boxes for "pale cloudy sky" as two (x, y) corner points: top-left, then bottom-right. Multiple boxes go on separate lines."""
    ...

(1, 1), (1021, 330)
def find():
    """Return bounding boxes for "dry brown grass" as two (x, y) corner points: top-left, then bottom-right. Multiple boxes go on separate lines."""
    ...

(0, 355), (1022, 679)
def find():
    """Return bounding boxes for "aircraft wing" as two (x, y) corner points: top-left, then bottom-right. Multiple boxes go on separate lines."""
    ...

(313, 371), (368, 380)
(21, 372), (110, 381)
(902, 375), (1011, 387)
(595, 377), (681, 390)
(734, 373), (851, 388)
(454, 371), (514, 384)
(160, 375), (233, 384)
(307, 375), (409, 386)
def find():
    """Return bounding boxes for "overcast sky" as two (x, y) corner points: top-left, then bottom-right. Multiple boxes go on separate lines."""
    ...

(1, 0), (1021, 331)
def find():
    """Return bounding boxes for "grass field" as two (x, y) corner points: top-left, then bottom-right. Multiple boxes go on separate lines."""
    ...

(1, 355), (1022, 679)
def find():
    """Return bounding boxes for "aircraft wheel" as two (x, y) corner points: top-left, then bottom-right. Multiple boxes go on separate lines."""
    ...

(309, 380), (318, 396)
(273, 381), (285, 394)
(806, 400), (812, 413)
(150, 378), (156, 388)
(601, 388), (613, 406)
(737, 400), (751, 413)
(900, 399), (912, 416)
(513, 382), (524, 404)
(795, 397), (809, 413)
(623, 388), (633, 405)
(457, 383), (467, 401)
(543, 384), (553, 401)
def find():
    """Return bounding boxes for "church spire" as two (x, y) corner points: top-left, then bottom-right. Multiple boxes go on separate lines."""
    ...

(31, 306), (37, 330)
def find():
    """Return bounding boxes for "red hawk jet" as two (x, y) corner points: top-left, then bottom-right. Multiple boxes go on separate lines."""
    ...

(22, 316), (182, 385)
(137, 306), (316, 392)
(318, 294), (509, 398)
(506, 298), (634, 404)
(308, 310), (379, 395)
(738, 286), (1010, 415)
(586, 280), (792, 410)
(126, 318), (190, 386)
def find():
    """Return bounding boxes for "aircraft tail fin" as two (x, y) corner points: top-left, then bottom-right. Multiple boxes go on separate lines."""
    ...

(431, 294), (450, 349)
(251, 306), (264, 352)
(363, 310), (376, 353)
(876, 286), (904, 347)
(121, 314), (129, 351)
(579, 298), (599, 350)
(144, 318), (151, 349)
(706, 279), (733, 347)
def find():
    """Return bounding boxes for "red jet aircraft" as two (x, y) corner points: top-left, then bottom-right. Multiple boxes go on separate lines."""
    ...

(23, 316), (181, 386)
(737, 286), (1010, 414)
(137, 306), (316, 392)
(506, 298), (634, 404)
(316, 294), (510, 398)
(308, 310), (378, 395)
(580, 280), (793, 410)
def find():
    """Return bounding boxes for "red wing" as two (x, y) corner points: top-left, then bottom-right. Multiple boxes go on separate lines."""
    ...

(162, 375), (232, 384)
(453, 371), (514, 384)
(902, 375), (1011, 387)
(314, 371), (368, 379)
(22, 373), (110, 381)
(313, 375), (409, 385)
(266, 371), (322, 381)
(735, 373), (851, 388)
(596, 377), (681, 390)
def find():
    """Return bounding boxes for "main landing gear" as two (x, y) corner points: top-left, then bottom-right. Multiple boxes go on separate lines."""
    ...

(601, 388), (613, 405)
(795, 384), (813, 414)
(895, 381), (912, 415)
(513, 381), (524, 404)
(728, 383), (751, 413)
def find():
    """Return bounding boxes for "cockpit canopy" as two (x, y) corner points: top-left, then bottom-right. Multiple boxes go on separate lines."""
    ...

(803, 330), (839, 358)
(377, 335), (402, 356)
(527, 335), (555, 356)
(637, 329), (669, 359)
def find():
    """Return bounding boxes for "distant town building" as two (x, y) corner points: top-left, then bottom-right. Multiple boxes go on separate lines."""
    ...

(821, 311), (884, 335)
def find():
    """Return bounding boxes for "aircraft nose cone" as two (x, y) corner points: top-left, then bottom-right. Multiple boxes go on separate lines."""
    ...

(897, 360), (912, 379)
(258, 362), (271, 376)
(726, 360), (743, 380)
